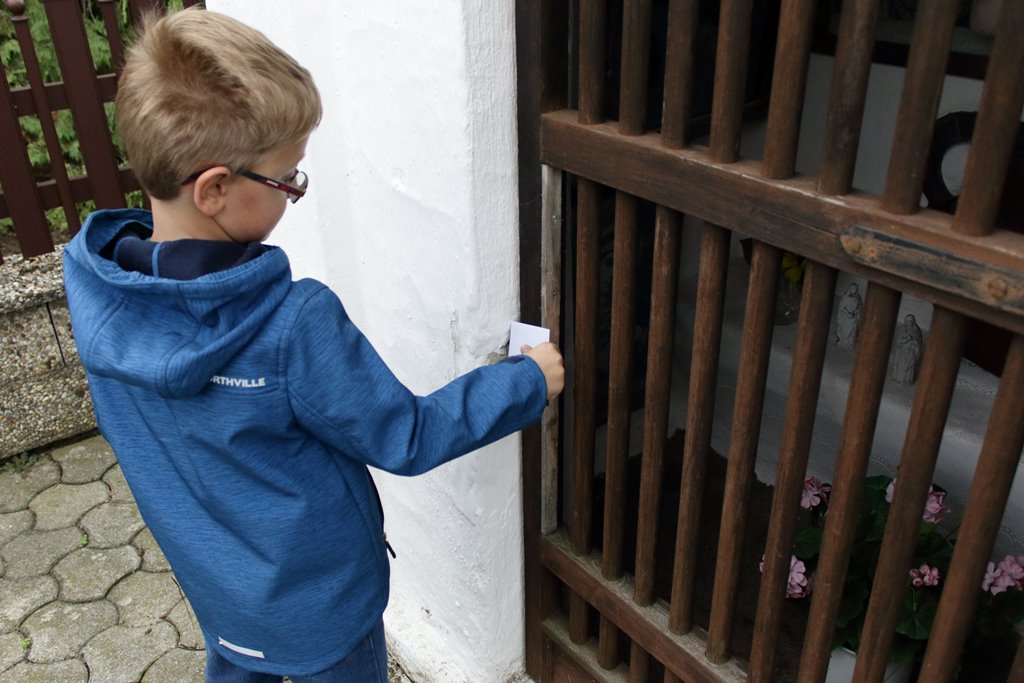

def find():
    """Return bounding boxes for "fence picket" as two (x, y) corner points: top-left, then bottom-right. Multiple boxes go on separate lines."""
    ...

(43, 0), (125, 209)
(818, 0), (881, 196)
(881, 0), (960, 214)
(952, 0), (1024, 236)
(11, 0), (81, 236)
(794, 284), (901, 683)
(0, 46), (51, 262)
(661, 0), (698, 149)
(706, 240), (780, 662)
(853, 307), (968, 681)
(665, 223), (729, 629)
(709, 0), (755, 164)
(748, 260), (837, 683)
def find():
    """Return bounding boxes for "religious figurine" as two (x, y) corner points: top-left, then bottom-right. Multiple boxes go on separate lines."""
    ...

(891, 314), (924, 385)
(834, 283), (863, 350)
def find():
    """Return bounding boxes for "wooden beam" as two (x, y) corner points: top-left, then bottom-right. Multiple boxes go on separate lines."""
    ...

(541, 530), (747, 683)
(539, 111), (1024, 334)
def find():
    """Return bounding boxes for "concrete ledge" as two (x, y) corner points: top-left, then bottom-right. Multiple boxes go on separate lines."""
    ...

(0, 250), (96, 460)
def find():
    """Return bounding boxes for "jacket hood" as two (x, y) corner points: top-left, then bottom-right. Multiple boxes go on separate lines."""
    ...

(63, 209), (292, 398)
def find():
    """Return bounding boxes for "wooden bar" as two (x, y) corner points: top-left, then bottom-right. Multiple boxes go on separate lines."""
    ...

(603, 0), (651, 653)
(573, 177), (602, 558)
(598, 190), (639, 668)
(0, 168), (141, 221)
(817, 0), (882, 196)
(44, 0), (125, 208)
(852, 306), (968, 681)
(665, 223), (730, 626)
(664, 671), (681, 683)
(709, 0), (755, 163)
(598, 615), (621, 669)
(519, 4), (569, 675)
(632, 203), (682, 601)
(11, 74), (118, 116)
(541, 166), (563, 535)
(579, 0), (609, 125)
(0, 19), (51, 261)
(918, 334), (1024, 682)
(952, 0), (1024, 236)
(748, 260), (837, 682)
(640, 206), (683, 534)
(97, 0), (126, 75)
(661, 0), (699, 148)
(570, 589), (591, 646)
(705, 240), (781, 662)
(545, 616), (631, 682)
(762, 0), (818, 179)
(11, 0), (80, 236)
(539, 112), (1024, 335)
(571, 177), (603, 643)
(619, 0), (652, 136)
(795, 284), (901, 683)
(628, 643), (650, 683)
(881, 0), (960, 215)
(541, 530), (748, 683)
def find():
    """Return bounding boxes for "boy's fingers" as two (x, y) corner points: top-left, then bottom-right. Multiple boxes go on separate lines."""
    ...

(521, 344), (532, 354)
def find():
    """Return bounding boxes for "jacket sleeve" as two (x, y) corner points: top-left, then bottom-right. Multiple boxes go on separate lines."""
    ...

(284, 285), (548, 475)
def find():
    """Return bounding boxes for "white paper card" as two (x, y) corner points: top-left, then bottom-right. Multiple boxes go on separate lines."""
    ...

(510, 321), (550, 356)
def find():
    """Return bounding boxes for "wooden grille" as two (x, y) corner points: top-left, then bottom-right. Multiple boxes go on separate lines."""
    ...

(518, 1), (1024, 682)
(0, 0), (201, 263)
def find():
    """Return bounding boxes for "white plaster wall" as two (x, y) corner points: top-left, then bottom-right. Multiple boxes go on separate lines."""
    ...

(206, 2), (526, 681)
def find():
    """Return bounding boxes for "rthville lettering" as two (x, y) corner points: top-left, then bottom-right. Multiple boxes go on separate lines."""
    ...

(210, 375), (267, 388)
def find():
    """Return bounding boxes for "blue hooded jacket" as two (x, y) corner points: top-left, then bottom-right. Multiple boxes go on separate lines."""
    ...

(62, 209), (548, 675)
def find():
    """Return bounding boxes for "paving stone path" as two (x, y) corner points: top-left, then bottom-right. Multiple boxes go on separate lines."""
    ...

(0, 436), (413, 683)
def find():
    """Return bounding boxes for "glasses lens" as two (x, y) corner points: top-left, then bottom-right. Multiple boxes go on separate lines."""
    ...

(289, 171), (308, 204)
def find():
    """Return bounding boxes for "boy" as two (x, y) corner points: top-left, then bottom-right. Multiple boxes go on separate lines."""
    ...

(62, 9), (564, 683)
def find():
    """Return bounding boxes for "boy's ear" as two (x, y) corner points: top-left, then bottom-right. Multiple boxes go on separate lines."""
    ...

(191, 166), (234, 217)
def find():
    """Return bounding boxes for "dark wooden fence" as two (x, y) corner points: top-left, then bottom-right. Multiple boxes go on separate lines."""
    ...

(519, 0), (1024, 682)
(0, 0), (200, 264)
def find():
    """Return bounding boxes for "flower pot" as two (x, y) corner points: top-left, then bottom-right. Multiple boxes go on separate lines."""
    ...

(825, 647), (913, 683)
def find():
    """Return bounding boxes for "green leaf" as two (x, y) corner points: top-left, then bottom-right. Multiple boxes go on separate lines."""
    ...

(896, 588), (937, 640)
(794, 526), (824, 559)
(836, 580), (869, 628)
(889, 634), (922, 663)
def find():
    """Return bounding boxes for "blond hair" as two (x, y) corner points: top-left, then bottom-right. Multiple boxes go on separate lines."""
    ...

(116, 9), (322, 200)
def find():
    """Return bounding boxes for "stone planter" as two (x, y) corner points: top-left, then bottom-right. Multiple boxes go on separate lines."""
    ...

(0, 249), (95, 459)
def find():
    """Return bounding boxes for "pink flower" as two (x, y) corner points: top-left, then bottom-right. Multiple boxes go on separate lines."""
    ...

(801, 476), (831, 510)
(758, 554), (812, 599)
(923, 487), (950, 524)
(884, 479), (950, 524)
(909, 564), (940, 587)
(983, 561), (1020, 595)
(997, 555), (1024, 589)
(787, 556), (810, 599)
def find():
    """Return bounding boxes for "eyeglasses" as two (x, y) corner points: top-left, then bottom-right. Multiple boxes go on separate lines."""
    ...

(181, 168), (309, 203)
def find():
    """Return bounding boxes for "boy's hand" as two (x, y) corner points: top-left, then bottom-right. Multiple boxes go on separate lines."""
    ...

(522, 342), (565, 401)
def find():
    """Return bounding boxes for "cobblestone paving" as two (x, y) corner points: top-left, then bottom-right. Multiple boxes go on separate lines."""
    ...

(0, 436), (414, 683)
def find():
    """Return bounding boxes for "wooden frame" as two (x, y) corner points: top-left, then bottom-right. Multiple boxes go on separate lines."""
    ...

(520, 0), (1024, 681)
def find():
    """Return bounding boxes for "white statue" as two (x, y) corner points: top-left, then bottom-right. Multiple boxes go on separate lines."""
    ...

(834, 283), (863, 350)
(892, 314), (924, 385)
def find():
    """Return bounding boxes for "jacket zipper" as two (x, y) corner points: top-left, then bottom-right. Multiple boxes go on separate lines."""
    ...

(366, 467), (397, 558)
